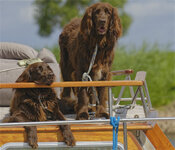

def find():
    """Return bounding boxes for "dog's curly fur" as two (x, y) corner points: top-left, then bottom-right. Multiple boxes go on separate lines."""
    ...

(59, 2), (122, 120)
(3, 62), (75, 149)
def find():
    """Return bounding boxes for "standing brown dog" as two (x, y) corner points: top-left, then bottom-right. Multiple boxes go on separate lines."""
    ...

(3, 62), (75, 149)
(59, 2), (122, 120)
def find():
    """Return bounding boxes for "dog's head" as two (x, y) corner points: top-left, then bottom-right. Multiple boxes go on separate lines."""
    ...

(16, 62), (55, 85)
(80, 2), (122, 38)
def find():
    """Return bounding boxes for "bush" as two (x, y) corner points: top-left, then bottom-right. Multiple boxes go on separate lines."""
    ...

(112, 44), (175, 107)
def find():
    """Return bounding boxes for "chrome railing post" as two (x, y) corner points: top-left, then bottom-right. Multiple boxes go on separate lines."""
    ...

(108, 87), (113, 117)
(123, 122), (128, 150)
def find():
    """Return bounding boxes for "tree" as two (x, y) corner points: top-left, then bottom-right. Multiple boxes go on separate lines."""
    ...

(34, 0), (132, 37)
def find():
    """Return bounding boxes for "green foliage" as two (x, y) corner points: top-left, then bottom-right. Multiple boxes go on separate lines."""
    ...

(33, 0), (132, 36)
(50, 44), (175, 108)
(112, 44), (175, 107)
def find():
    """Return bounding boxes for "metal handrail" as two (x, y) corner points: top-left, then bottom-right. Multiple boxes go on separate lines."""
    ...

(113, 97), (146, 101)
(0, 117), (175, 127)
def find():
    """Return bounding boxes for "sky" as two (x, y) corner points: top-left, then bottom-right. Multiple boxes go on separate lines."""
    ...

(0, 0), (175, 51)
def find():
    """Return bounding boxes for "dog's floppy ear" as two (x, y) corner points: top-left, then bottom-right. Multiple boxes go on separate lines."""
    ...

(109, 8), (122, 39)
(16, 68), (30, 82)
(80, 6), (93, 36)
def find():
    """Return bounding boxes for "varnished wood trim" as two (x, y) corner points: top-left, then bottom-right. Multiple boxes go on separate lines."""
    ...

(111, 69), (134, 76)
(0, 80), (144, 89)
(144, 124), (174, 150)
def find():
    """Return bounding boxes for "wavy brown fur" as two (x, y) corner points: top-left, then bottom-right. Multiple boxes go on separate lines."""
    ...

(59, 2), (122, 120)
(3, 62), (75, 149)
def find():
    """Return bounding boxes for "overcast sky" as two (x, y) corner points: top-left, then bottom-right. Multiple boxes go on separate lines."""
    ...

(0, 0), (175, 51)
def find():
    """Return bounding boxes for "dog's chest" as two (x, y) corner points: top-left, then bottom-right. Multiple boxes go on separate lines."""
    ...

(38, 97), (56, 121)
(92, 67), (103, 81)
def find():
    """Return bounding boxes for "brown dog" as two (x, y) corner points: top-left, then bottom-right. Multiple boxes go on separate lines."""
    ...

(59, 2), (122, 120)
(3, 62), (75, 149)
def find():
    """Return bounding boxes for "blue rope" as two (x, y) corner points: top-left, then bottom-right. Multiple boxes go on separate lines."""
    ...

(110, 116), (120, 150)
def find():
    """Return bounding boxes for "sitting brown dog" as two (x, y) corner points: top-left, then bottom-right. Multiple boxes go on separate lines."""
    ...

(3, 62), (76, 149)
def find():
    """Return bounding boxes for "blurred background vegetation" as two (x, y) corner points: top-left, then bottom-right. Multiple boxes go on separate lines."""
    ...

(34, 0), (132, 36)
(33, 0), (175, 108)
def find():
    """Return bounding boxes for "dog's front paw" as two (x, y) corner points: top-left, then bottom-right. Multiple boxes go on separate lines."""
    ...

(64, 133), (76, 146)
(76, 106), (89, 120)
(96, 105), (109, 119)
(28, 139), (38, 149)
(25, 126), (38, 149)
(61, 126), (76, 146)
(76, 112), (89, 120)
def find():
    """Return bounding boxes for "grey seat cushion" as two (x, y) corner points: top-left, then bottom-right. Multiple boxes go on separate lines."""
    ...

(37, 48), (57, 63)
(0, 107), (9, 122)
(0, 42), (38, 59)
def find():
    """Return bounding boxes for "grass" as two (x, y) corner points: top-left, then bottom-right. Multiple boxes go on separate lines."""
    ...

(49, 43), (175, 108)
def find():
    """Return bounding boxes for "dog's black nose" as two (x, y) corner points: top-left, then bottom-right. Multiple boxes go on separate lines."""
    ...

(48, 73), (54, 79)
(99, 19), (106, 24)
(99, 19), (106, 27)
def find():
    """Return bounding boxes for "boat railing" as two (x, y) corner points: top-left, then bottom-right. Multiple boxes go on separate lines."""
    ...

(0, 117), (175, 127)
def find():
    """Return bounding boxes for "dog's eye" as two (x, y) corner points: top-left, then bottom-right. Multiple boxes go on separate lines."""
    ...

(47, 66), (53, 72)
(39, 66), (43, 72)
(95, 9), (100, 14)
(104, 8), (110, 14)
